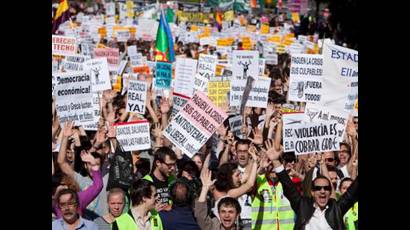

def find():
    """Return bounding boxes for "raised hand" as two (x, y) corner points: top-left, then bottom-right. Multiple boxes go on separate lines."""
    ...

(95, 128), (108, 145)
(249, 127), (263, 145)
(107, 122), (116, 139)
(62, 121), (75, 138)
(80, 151), (97, 165)
(262, 139), (282, 161)
(346, 116), (357, 138)
(159, 97), (170, 114)
(152, 123), (163, 139)
(200, 167), (216, 189)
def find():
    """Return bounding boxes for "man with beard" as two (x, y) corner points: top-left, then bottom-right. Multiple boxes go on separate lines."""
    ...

(143, 147), (177, 211)
(52, 189), (98, 230)
(265, 141), (358, 230)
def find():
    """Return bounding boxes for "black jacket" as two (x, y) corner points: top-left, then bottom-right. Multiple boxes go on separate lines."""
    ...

(276, 168), (358, 230)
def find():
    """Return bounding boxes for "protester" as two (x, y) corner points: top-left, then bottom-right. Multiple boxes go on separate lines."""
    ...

(94, 188), (126, 230)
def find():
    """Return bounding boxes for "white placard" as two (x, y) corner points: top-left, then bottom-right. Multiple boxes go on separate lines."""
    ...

(126, 80), (147, 114)
(84, 58), (112, 92)
(115, 120), (151, 151)
(174, 57), (197, 98)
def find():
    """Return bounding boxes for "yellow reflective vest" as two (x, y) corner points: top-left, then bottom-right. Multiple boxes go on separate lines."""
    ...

(115, 210), (163, 230)
(251, 174), (295, 230)
(344, 202), (358, 230)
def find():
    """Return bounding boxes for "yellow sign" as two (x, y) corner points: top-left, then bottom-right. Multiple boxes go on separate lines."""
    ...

(176, 11), (211, 23)
(191, 25), (199, 32)
(217, 38), (234, 46)
(215, 65), (224, 76)
(112, 75), (123, 92)
(276, 44), (286, 54)
(267, 35), (281, 44)
(260, 24), (270, 34)
(128, 26), (136, 34)
(241, 37), (252, 50)
(291, 13), (300, 23)
(126, 0), (134, 18)
(223, 10), (234, 21)
(207, 80), (231, 107)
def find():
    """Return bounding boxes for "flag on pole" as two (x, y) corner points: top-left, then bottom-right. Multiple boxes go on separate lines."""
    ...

(215, 11), (223, 31)
(52, 0), (70, 34)
(154, 9), (175, 63)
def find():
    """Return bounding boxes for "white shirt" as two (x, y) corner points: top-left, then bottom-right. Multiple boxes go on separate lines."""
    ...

(338, 165), (350, 178)
(305, 204), (332, 230)
(237, 166), (252, 220)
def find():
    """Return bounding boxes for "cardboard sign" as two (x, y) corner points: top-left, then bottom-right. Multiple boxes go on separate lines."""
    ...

(288, 54), (323, 103)
(115, 120), (151, 151)
(207, 77), (230, 108)
(52, 35), (77, 56)
(54, 71), (94, 126)
(63, 55), (89, 72)
(283, 112), (305, 152)
(106, 2), (116, 16)
(259, 58), (266, 77)
(321, 41), (358, 112)
(230, 50), (259, 106)
(82, 93), (102, 131)
(229, 115), (244, 139)
(136, 19), (159, 41)
(174, 57), (197, 98)
(115, 29), (131, 42)
(171, 93), (191, 119)
(126, 80), (147, 114)
(245, 77), (271, 108)
(194, 54), (217, 92)
(163, 91), (228, 157)
(94, 47), (120, 71)
(155, 62), (172, 89)
(304, 103), (349, 143)
(83, 57), (112, 92)
(129, 53), (144, 67)
(286, 121), (340, 155)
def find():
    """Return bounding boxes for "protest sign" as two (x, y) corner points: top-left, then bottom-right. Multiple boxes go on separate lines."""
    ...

(171, 93), (191, 119)
(207, 77), (230, 108)
(127, 45), (137, 56)
(62, 55), (88, 72)
(106, 2), (116, 16)
(245, 77), (271, 108)
(281, 103), (300, 113)
(83, 58), (112, 92)
(194, 54), (217, 92)
(137, 19), (159, 41)
(119, 3), (127, 20)
(163, 91), (228, 157)
(321, 41), (358, 112)
(260, 24), (270, 34)
(80, 43), (95, 58)
(115, 120), (151, 151)
(82, 93), (102, 131)
(229, 115), (244, 139)
(230, 50), (259, 107)
(155, 62), (172, 89)
(126, 80), (147, 114)
(129, 53), (144, 67)
(304, 103), (349, 143)
(288, 54), (323, 103)
(286, 121), (340, 155)
(52, 35), (77, 56)
(54, 71), (94, 126)
(174, 57), (197, 98)
(115, 29), (131, 42)
(283, 112), (305, 152)
(94, 47), (120, 71)
(126, 0), (134, 18)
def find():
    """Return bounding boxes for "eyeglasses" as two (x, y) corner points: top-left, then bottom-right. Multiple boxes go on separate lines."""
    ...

(161, 161), (176, 168)
(325, 158), (334, 162)
(58, 201), (77, 209)
(312, 185), (332, 191)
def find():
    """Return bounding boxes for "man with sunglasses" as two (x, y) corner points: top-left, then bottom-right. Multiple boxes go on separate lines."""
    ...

(265, 143), (358, 230)
(143, 147), (177, 211)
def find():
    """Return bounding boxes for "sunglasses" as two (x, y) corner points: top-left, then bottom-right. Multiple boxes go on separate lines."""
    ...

(325, 158), (334, 162)
(312, 185), (332, 191)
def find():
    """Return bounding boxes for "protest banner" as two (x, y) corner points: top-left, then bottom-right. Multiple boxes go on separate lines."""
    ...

(62, 55), (88, 72)
(52, 35), (77, 56)
(229, 115), (244, 139)
(230, 50), (259, 107)
(126, 80), (147, 114)
(171, 93), (191, 119)
(288, 54), (323, 103)
(304, 103), (349, 143)
(321, 41), (358, 112)
(94, 47), (120, 71)
(155, 62), (172, 89)
(163, 91), (228, 157)
(283, 112), (305, 152)
(174, 57), (197, 98)
(207, 77), (230, 108)
(83, 57), (112, 92)
(286, 121), (340, 155)
(54, 71), (94, 126)
(114, 120), (151, 151)
(194, 54), (217, 92)
(129, 53), (144, 67)
(82, 93), (102, 131)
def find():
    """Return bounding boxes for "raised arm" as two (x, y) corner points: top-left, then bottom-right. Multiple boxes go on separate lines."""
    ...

(265, 139), (302, 211)
(227, 150), (258, 198)
(338, 176), (358, 215)
(57, 121), (75, 178)
(78, 152), (104, 211)
(273, 114), (283, 151)
(195, 167), (217, 230)
(346, 118), (358, 177)
(318, 154), (336, 199)
(159, 96), (171, 128)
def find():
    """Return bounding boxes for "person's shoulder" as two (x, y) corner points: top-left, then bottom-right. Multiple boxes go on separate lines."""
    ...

(82, 217), (99, 227)
(51, 218), (63, 228)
